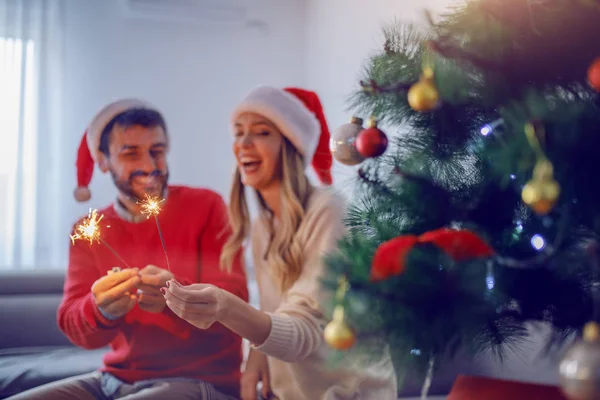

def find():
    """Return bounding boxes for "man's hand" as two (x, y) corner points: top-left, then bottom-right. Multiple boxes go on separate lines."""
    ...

(241, 349), (273, 400)
(92, 268), (140, 319)
(137, 264), (174, 313)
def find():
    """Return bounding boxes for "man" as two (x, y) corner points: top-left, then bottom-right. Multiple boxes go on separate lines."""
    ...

(9, 99), (248, 399)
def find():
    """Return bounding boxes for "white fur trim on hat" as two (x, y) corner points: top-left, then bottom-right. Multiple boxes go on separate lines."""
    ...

(86, 98), (154, 162)
(231, 85), (321, 167)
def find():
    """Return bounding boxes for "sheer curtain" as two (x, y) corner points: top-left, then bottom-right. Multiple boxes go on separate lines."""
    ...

(0, 0), (65, 269)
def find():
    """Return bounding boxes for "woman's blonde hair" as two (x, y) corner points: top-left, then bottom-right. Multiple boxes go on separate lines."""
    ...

(220, 136), (312, 292)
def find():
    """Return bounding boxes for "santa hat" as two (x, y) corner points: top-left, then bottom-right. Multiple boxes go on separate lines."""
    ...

(74, 98), (154, 202)
(231, 85), (333, 185)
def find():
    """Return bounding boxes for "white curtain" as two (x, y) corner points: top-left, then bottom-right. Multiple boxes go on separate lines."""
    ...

(0, 0), (65, 269)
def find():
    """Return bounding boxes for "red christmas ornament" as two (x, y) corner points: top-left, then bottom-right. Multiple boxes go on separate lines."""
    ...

(588, 57), (600, 92)
(370, 228), (495, 282)
(356, 117), (388, 158)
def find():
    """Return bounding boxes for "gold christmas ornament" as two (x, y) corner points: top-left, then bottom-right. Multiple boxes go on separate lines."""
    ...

(559, 322), (600, 400)
(324, 276), (356, 350)
(330, 117), (365, 166)
(521, 159), (560, 215)
(324, 305), (356, 350)
(407, 67), (440, 112)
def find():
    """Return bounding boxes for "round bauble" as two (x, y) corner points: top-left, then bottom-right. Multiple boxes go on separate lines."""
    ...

(324, 306), (355, 350)
(521, 178), (560, 215)
(587, 57), (600, 92)
(407, 76), (440, 112)
(355, 118), (388, 158)
(330, 117), (365, 166)
(521, 159), (560, 215)
(559, 322), (600, 400)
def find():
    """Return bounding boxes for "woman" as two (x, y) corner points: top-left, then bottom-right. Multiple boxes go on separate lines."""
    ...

(162, 85), (397, 399)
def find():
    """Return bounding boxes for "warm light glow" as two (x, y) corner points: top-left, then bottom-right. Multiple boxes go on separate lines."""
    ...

(70, 208), (107, 245)
(139, 194), (164, 218)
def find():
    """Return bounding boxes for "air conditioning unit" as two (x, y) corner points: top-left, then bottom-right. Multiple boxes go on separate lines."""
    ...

(120, 0), (249, 25)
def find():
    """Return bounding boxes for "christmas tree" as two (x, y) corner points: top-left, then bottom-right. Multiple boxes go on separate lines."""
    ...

(322, 0), (600, 398)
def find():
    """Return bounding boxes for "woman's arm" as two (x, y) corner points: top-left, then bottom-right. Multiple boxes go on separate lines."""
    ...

(164, 191), (347, 362)
(219, 290), (272, 345)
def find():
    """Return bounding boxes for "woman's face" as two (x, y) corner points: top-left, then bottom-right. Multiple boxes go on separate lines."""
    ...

(233, 112), (284, 191)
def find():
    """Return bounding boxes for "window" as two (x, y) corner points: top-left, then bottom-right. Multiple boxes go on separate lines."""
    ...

(0, 37), (38, 267)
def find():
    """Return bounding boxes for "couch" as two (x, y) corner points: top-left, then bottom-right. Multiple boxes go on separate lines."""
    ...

(0, 270), (106, 399)
(0, 269), (563, 400)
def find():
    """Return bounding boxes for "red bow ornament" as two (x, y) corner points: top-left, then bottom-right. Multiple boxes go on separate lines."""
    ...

(371, 228), (495, 281)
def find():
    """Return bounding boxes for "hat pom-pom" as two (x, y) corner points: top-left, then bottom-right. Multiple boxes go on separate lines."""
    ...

(74, 186), (91, 202)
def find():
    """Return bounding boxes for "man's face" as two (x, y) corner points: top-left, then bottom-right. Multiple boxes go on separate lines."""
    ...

(99, 124), (169, 202)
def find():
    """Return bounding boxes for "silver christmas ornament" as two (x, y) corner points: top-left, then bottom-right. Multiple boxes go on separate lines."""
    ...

(559, 322), (600, 400)
(330, 116), (365, 166)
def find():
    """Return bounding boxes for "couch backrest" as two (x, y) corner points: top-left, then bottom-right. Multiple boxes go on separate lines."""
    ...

(0, 270), (73, 349)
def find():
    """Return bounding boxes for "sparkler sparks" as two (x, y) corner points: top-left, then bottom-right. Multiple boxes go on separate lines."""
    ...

(70, 208), (132, 269)
(70, 209), (105, 245)
(138, 194), (171, 271)
(139, 194), (165, 218)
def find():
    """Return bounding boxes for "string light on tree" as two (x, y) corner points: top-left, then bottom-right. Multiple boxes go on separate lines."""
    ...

(480, 118), (504, 136)
(530, 234), (546, 251)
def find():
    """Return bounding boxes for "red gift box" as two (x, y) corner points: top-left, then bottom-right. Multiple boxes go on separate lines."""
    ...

(448, 375), (569, 400)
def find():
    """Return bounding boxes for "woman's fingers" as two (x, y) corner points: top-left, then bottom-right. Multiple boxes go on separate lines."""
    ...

(165, 297), (216, 319)
(166, 281), (215, 304)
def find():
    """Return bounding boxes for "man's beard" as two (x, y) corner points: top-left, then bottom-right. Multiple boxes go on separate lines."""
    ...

(111, 169), (169, 203)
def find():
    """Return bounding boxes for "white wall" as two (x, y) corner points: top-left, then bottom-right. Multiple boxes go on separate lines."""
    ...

(62, 0), (308, 224)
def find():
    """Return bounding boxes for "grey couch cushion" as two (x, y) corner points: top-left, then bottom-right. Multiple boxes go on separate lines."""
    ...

(0, 270), (108, 398)
(0, 294), (71, 349)
(0, 346), (106, 398)
(0, 270), (65, 295)
(0, 269), (70, 349)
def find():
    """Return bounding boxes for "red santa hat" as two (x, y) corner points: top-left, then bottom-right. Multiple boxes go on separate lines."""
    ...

(231, 85), (333, 185)
(74, 98), (154, 202)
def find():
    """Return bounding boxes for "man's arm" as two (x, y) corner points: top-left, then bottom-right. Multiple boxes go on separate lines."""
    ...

(57, 237), (123, 349)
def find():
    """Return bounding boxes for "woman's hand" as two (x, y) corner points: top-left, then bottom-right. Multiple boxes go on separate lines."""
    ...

(162, 280), (227, 329)
(241, 349), (273, 400)
(163, 279), (273, 350)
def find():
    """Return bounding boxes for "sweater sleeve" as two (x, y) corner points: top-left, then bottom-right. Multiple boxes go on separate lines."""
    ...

(198, 192), (249, 302)
(57, 232), (122, 350)
(254, 191), (346, 362)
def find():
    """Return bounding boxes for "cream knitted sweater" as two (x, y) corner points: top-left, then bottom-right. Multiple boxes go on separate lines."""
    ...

(251, 188), (397, 400)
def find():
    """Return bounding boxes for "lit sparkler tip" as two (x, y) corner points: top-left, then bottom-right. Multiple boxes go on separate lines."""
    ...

(70, 208), (104, 245)
(138, 193), (165, 218)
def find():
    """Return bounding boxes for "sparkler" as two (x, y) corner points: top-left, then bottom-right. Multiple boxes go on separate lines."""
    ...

(70, 208), (132, 269)
(139, 194), (171, 271)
